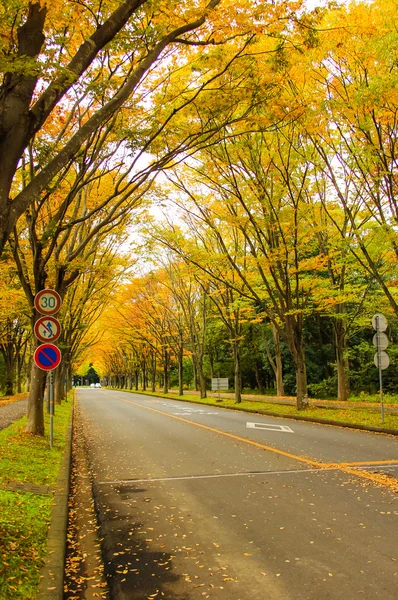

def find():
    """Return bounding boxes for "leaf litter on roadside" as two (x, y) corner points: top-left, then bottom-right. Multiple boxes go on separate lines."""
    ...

(63, 412), (110, 600)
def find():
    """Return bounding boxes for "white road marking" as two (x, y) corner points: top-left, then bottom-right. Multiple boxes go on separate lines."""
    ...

(97, 467), (319, 485)
(160, 402), (218, 415)
(247, 422), (294, 433)
(174, 411), (218, 415)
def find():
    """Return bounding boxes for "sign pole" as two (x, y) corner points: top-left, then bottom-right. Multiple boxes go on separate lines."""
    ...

(33, 289), (63, 449)
(376, 316), (385, 424)
(211, 377), (228, 401)
(49, 370), (54, 448)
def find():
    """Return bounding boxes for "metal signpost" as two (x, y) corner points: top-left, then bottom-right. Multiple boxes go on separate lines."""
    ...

(33, 290), (62, 448)
(372, 313), (389, 424)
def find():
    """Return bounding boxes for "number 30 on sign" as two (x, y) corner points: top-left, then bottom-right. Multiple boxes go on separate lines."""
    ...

(34, 289), (62, 316)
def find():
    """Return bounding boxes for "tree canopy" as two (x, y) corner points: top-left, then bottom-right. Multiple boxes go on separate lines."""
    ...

(1, 0), (398, 429)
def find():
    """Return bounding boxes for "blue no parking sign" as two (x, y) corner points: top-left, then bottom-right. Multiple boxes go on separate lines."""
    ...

(34, 343), (62, 371)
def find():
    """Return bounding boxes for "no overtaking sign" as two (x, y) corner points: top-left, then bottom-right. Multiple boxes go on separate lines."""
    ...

(34, 316), (62, 343)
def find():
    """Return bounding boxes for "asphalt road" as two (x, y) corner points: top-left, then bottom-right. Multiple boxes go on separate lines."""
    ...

(77, 388), (398, 600)
(0, 398), (28, 430)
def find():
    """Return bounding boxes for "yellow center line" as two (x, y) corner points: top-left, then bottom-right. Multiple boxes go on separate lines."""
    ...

(112, 394), (398, 491)
(339, 460), (398, 467)
(113, 395), (321, 468)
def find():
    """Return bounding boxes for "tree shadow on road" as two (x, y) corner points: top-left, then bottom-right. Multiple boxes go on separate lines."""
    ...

(94, 481), (193, 600)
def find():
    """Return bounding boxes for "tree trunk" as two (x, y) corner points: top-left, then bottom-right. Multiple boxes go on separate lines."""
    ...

(16, 350), (23, 394)
(295, 349), (308, 410)
(209, 350), (215, 380)
(1, 345), (15, 396)
(151, 352), (156, 392)
(135, 370), (139, 390)
(163, 348), (169, 394)
(191, 355), (198, 391)
(178, 343), (184, 396)
(4, 368), (14, 396)
(285, 317), (307, 410)
(26, 359), (31, 392)
(198, 367), (207, 399)
(17, 369), (23, 393)
(54, 367), (64, 404)
(64, 366), (70, 396)
(232, 340), (242, 404)
(272, 325), (285, 397)
(254, 360), (264, 394)
(142, 359), (147, 391)
(334, 316), (349, 401)
(263, 324), (285, 397)
(196, 350), (207, 399)
(26, 361), (45, 435)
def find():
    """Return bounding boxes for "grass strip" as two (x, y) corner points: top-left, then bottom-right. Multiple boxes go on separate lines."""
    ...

(111, 388), (398, 432)
(0, 398), (73, 600)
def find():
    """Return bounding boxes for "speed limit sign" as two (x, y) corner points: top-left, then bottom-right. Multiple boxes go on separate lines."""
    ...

(34, 289), (62, 316)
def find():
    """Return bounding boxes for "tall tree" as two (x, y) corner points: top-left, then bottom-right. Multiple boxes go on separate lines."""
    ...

(1, 0), (267, 251)
(298, 0), (398, 316)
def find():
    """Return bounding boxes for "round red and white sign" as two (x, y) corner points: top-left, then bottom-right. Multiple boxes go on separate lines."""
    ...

(34, 316), (62, 343)
(34, 289), (62, 316)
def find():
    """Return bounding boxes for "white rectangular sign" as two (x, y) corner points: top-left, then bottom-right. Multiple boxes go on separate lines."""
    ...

(211, 378), (229, 391)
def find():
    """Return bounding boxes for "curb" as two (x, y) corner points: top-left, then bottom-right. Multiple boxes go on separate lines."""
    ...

(112, 388), (398, 436)
(38, 396), (74, 600)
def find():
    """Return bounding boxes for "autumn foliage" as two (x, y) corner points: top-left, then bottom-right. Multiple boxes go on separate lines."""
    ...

(1, 0), (398, 423)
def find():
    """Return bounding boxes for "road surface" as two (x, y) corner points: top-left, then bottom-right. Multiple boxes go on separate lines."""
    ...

(77, 388), (398, 600)
(0, 398), (28, 431)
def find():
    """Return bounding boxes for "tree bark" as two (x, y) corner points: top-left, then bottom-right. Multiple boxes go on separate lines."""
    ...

(263, 324), (285, 396)
(232, 340), (242, 403)
(285, 317), (308, 410)
(198, 366), (207, 399)
(273, 325), (285, 397)
(295, 348), (308, 411)
(54, 367), (65, 405)
(209, 349), (215, 380)
(178, 343), (184, 396)
(192, 356), (198, 391)
(163, 348), (169, 394)
(151, 351), (156, 392)
(142, 359), (147, 391)
(334, 316), (349, 401)
(254, 360), (264, 394)
(3, 351), (14, 396)
(26, 361), (45, 435)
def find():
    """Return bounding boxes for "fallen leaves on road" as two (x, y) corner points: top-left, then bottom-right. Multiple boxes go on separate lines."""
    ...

(63, 409), (109, 600)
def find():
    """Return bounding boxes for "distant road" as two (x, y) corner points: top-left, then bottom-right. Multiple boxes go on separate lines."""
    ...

(78, 388), (398, 600)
